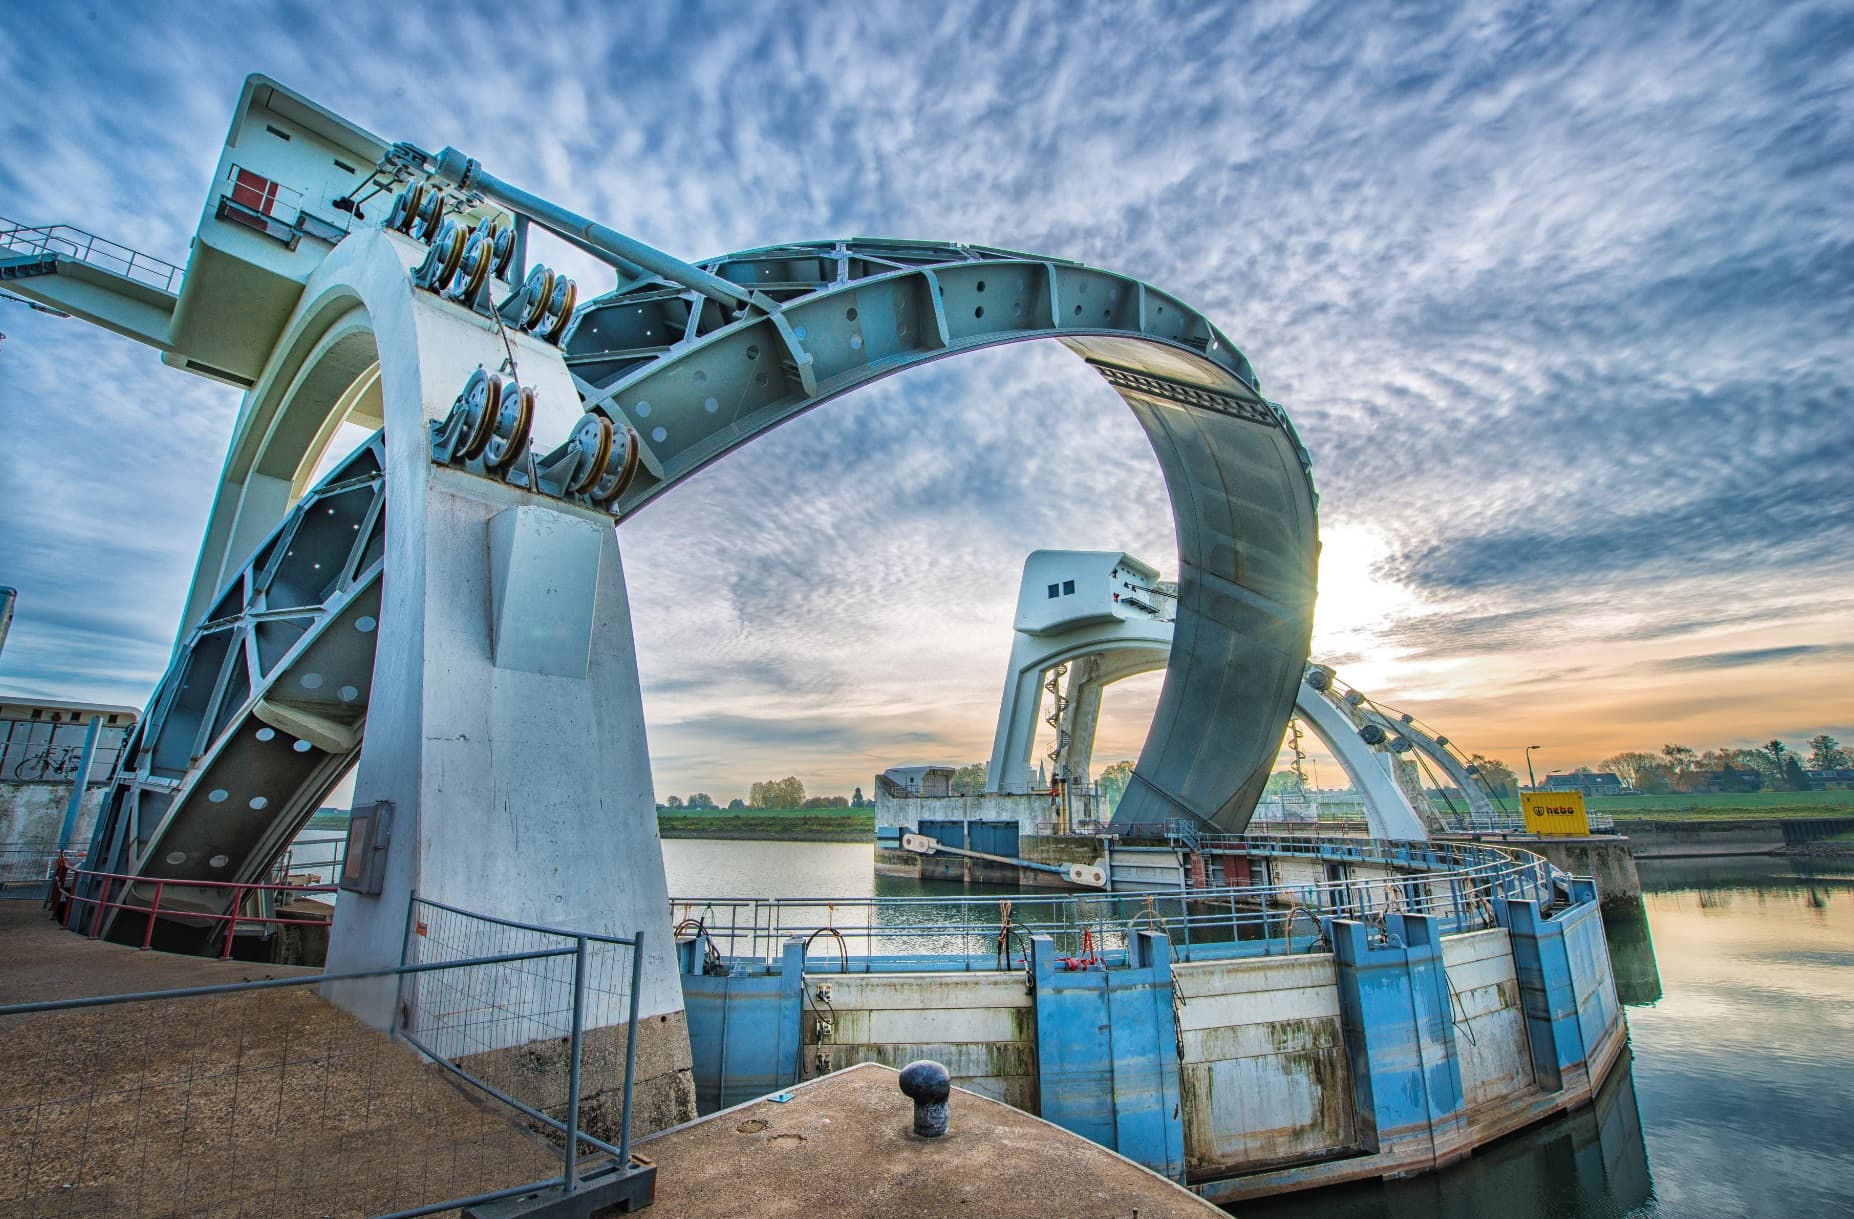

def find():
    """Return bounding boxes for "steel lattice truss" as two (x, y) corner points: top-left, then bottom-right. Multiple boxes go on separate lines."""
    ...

(80, 439), (385, 945)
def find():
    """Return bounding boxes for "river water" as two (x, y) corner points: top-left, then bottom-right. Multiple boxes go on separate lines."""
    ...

(661, 840), (1854, 1219)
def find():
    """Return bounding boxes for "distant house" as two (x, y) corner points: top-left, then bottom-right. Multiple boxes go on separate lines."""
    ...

(1689, 767), (1764, 794)
(1805, 767), (1854, 791)
(1543, 772), (1625, 798)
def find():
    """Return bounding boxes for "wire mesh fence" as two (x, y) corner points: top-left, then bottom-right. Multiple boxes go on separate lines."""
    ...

(398, 897), (644, 1173)
(0, 901), (647, 1218)
(0, 841), (70, 891)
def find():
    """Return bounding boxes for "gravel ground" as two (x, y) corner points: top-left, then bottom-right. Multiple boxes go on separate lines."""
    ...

(0, 901), (559, 1218)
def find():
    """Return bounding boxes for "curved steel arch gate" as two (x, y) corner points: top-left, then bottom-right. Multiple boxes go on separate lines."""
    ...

(560, 239), (1321, 831)
(80, 233), (1320, 944)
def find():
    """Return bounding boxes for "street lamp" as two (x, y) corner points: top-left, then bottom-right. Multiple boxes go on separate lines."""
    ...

(1525, 744), (1543, 790)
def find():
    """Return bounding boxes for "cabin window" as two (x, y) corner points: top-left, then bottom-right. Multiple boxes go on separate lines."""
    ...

(1062, 580), (1075, 595)
(1047, 584), (1059, 599)
(231, 169), (281, 216)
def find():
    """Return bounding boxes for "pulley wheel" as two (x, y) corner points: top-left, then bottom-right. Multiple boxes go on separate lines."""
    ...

(541, 276), (578, 343)
(410, 186), (446, 241)
(564, 413), (614, 495)
(588, 424), (642, 505)
(483, 383), (534, 471)
(447, 228), (493, 302)
(491, 222), (515, 279)
(455, 368), (502, 461)
(518, 266), (556, 331)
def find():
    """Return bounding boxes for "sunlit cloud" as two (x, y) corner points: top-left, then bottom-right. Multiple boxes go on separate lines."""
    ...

(1, 0), (1849, 798)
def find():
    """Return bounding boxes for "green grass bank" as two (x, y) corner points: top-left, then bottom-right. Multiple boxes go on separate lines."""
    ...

(657, 808), (875, 842)
(1586, 790), (1854, 821)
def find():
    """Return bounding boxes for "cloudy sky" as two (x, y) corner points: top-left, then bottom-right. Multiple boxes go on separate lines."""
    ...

(1, 1), (1849, 802)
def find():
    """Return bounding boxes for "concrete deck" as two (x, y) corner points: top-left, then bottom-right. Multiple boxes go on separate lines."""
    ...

(637, 1062), (1222, 1218)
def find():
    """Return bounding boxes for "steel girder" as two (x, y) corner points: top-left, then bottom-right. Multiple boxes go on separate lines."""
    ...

(562, 239), (1320, 833)
(79, 437), (385, 947)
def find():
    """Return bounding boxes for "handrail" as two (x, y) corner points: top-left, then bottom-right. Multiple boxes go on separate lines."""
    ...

(671, 838), (1567, 968)
(0, 214), (184, 293)
(58, 865), (335, 958)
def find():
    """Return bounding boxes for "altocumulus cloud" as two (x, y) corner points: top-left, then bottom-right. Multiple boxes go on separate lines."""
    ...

(0, 0), (1849, 794)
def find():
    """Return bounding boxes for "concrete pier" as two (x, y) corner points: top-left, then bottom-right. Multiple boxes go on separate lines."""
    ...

(635, 1063), (1223, 1218)
(677, 841), (1629, 1204)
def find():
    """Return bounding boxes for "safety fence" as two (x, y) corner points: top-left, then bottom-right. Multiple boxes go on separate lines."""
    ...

(56, 867), (336, 960)
(398, 896), (646, 1193)
(673, 838), (1564, 969)
(0, 899), (647, 1218)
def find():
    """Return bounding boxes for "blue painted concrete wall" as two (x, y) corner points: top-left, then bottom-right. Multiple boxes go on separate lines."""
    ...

(680, 936), (803, 1112)
(1325, 913), (1466, 1154)
(1031, 931), (1185, 1182)
(1498, 879), (1621, 1092)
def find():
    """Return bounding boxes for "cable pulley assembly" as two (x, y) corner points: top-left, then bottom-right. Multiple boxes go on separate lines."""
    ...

(430, 370), (640, 515)
(384, 181), (575, 345)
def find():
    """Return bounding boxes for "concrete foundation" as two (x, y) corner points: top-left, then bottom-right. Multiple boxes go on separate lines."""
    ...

(1453, 835), (1642, 907)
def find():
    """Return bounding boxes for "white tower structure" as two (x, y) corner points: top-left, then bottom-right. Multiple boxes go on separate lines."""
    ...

(986, 550), (1434, 840)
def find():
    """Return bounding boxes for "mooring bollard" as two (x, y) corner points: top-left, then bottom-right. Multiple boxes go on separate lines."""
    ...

(898, 1059), (950, 1137)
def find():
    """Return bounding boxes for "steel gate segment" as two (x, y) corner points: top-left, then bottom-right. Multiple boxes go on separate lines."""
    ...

(555, 238), (1321, 833)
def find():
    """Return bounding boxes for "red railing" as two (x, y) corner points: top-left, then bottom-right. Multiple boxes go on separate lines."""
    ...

(56, 863), (335, 959)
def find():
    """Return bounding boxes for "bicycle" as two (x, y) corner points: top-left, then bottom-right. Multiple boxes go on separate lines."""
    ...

(12, 746), (83, 781)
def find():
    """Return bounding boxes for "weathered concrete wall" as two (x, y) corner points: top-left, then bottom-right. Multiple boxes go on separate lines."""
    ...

(1173, 952), (1357, 1173)
(1491, 835), (1642, 902)
(874, 791), (1054, 835)
(0, 782), (104, 849)
(1441, 929), (1534, 1109)
(802, 970), (1039, 1112)
(1611, 819), (1787, 857)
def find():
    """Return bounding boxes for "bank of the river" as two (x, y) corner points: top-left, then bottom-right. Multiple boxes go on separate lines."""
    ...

(1590, 790), (1854, 819)
(304, 806), (876, 842)
(657, 809), (873, 842)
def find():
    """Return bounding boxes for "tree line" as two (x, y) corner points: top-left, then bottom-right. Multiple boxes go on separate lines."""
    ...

(656, 732), (1849, 812)
(1599, 736), (1844, 794)
(658, 776), (871, 811)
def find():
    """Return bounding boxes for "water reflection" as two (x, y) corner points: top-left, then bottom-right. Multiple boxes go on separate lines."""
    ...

(1240, 1050), (1651, 1219)
(1603, 902), (1663, 1007)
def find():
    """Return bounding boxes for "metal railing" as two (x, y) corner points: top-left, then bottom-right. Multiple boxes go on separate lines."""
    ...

(223, 161), (306, 219)
(275, 832), (349, 885)
(0, 214), (183, 292)
(674, 838), (1564, 969)
(0, 897), (649, 1217)
(56, 866), (335, 957)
